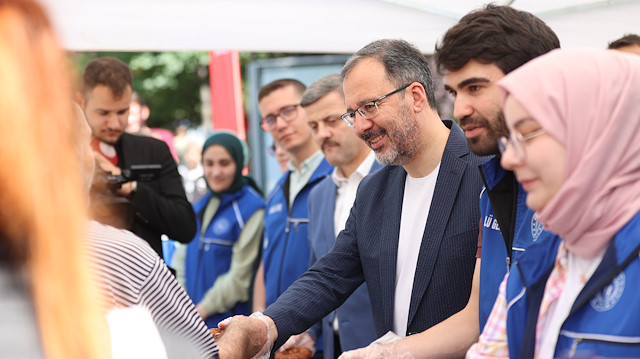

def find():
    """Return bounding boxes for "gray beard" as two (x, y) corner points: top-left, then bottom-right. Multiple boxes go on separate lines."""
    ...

(375, 105), (421, 166)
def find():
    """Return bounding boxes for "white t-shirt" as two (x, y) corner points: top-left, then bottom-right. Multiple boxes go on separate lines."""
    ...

(393, 163), (440, 336)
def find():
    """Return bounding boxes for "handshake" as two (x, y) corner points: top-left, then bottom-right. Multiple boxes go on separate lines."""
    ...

(213, 314), (414, 359)
(213, 312), (277, 359)
(213, 313), (315, 359)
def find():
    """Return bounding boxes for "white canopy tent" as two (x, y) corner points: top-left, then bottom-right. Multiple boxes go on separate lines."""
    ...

(39, 0), (640, 190)
(41, 0), (640, 54)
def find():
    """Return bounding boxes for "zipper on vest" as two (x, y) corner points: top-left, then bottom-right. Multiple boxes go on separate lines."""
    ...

(506, 256), (511, 273)
(568, 337), (582, 358)
(287, 217), (309, 232)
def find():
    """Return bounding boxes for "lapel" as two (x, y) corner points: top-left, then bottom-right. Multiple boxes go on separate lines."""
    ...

(370, 160), (384, 174)
(320, 179), (338, 252)
(378, 165), (407, 331)
(407, 123), (469, 327)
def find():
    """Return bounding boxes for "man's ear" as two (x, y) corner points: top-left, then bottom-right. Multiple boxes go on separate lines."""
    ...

(141, 105), (150, 121)
(74, 92), (85, 108)
(409, 82), (427, 113)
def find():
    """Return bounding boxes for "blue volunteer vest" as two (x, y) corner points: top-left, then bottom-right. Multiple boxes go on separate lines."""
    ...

(506, 212), (640, 358)
(262, 158), (332, 307)
(478, 157), (547, 330)
(184, 184), (264, 328)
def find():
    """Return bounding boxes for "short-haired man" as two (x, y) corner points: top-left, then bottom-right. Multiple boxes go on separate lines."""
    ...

(254, 79), (333, 356)
(279, 74), (380, 358)
(436, 2), (559, 342)
(222, 39), (486, 356)
(77, 57), (196, 258)
(608, 33), (640, 55)
(343, 6), (561, 358)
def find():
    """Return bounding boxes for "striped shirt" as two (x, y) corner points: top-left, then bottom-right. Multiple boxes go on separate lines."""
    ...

(87, 221), (218, 358)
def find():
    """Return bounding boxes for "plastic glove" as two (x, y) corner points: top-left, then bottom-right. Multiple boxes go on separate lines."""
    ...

(248, 312), (275, 359)
(339, 331), (415, 359)
(278, 332), (316, 355)
(217, 312), (275, 359)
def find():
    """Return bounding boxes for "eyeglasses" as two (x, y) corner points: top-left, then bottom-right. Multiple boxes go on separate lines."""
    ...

(261, 104), (300, 131)
(498, 128), (546, 162)
(340, 83), (412, 127)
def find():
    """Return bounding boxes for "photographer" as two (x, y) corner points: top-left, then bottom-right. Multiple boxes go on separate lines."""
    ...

(78, 57), (196, 258)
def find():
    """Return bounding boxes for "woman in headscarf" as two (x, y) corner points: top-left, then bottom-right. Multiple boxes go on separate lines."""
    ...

(178, 132), (265, 328)
(467, 48), (640, 358)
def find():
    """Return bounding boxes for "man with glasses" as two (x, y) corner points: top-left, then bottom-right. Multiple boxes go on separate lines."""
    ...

(341, 6), (561, 358)
(275, 74), (381, 358)
(221, 39), (486, 355)
(254, 78), (333, 358)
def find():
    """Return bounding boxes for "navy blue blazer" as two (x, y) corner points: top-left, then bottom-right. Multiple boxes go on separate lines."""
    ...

(307, 159), (384, 357)
(264, 120), (486, 348)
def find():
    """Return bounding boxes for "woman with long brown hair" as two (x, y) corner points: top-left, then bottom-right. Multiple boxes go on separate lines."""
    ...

(0, 0), (111, 357)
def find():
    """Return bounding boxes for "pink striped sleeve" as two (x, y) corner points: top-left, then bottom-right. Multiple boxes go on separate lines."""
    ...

(466, 274), (510, 358)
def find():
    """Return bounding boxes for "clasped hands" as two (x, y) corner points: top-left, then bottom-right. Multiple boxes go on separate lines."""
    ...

(216, 312), (278, 359)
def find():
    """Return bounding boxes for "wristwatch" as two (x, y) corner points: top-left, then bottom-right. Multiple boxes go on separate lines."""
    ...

(130, 181), (137, 193)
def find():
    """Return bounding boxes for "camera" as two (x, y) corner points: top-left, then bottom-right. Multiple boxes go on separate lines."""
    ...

(93, 164), (162, 192)
(90, 164), (162, 229)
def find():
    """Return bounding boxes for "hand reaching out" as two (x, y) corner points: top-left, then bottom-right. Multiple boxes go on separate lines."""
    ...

(93, 150), (121, 175)
(217, 312), (277, 359)
(339, 332), (415, 359)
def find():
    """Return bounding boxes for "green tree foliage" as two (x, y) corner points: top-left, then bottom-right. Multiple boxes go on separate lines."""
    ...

(71, 51), (307, 131)
(73, 51), (209, 130)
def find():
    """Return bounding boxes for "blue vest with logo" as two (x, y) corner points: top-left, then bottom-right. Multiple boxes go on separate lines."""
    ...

(478, 157), (547, 331)
(262, 158), (333, 307)
(184, 184), (264, 328)
(506, 211), (640, 358)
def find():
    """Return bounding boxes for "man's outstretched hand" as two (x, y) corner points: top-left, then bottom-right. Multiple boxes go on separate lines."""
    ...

(216, 313), (278, 359)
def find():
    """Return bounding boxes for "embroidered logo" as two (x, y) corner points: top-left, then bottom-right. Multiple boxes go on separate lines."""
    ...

(531, 214), (544, 242)
(268, 203), (283, 215)
(213, 218), (230, 235)
(590, 272), (625, 312)
(483, 214), (500, 231)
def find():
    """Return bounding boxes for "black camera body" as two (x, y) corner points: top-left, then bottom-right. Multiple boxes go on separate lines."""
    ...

(90, 164), (162, 229)
(92, 164), (162, 193)
(102, 164), (163, 190)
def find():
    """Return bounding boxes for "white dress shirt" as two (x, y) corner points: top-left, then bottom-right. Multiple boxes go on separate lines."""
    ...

(288, 150), (324, 209)
(332, 151), (376, 237)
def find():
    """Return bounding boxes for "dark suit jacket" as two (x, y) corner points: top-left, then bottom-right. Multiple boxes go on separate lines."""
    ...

(264, 120), (486, 348)
(307, 159), (384, 357)
(115, 133), (196, 256)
